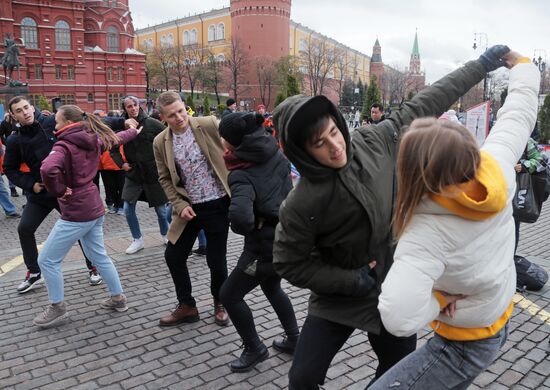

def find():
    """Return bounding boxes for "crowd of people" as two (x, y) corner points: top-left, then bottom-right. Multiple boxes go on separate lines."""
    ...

(0, 45), (543, 389)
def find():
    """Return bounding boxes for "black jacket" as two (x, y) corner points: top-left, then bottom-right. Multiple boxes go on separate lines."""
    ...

(227, 129), (292, 273)
(272, 60), (487, 332)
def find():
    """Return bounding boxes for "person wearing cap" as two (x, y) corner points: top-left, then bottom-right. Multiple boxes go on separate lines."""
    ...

(111, 96), (169, 254)
(271, 45), (512, 389)
(223, 98), (237, 117)
(152, 91), (230, 327)
(218, 112), (298, 373)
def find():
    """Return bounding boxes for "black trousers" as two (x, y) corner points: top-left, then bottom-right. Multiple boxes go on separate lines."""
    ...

(164, 196), (229, 306)
(289, 314), (417, 390)
(219, 264), (298, 347)
(18, 196), (93, 273)
(101, 170), (125, 209)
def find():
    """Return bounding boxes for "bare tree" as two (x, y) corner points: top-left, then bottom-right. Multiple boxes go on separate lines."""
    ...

(333, 46), (352, 104)
(255, 56), (277, 107)
(300, 36), (337, 96)
(381, 65), (415, 107)
(202, 50), (225, 104)
(226, 38), (248, 103)
(169, 45), (189, 92)
(151, 45), (173, 91)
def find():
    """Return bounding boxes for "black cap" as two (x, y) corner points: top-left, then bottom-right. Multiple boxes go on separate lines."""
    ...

(219, 112), (264, 147)
(226, 98), (236, 107)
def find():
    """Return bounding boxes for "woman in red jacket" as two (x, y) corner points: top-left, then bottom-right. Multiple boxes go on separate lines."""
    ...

(33, 105), (140, 328)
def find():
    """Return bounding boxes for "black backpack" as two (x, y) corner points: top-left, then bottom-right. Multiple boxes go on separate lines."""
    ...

(514, 255), (548, 292)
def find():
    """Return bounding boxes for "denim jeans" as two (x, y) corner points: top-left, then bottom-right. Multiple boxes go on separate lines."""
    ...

(123, 201), (168, 239)
(369, 323), (509, 390)
(0, 175), (17, 215)
(38, 216), (123, 303)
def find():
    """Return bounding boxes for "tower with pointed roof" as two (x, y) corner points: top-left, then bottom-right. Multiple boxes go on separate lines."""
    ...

(406, 31), (425, 95)
(369, 38), (384, 90)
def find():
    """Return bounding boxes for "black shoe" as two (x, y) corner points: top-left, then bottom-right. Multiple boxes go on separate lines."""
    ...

(272, 333), (299, 354)
(10, 188), (19, 197)
(229, 343), (269, 373)
(192, 246), (207, 256)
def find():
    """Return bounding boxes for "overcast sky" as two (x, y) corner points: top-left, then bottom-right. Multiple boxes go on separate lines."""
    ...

(129, 0), (549, 83)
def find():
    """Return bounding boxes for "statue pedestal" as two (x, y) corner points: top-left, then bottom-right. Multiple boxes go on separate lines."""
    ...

(0, 85), (29, 112)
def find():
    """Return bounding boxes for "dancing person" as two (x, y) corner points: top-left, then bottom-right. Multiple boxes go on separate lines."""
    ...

(218, 113), (299, 372)
(33, 105), (140, 327)
(271, 45), (511, 390)
(153, 91), (230, 327)
(111, 96), (168, 254)
(372, 50), (537, 389)
(3, 97), (122, 291)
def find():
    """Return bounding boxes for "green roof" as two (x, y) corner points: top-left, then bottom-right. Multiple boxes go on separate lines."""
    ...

(412, 31), (419, 56)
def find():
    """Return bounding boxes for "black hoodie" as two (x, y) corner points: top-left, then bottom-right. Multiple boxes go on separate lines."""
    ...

(227, 129), (292, 271)
(272, 60), (487, 332)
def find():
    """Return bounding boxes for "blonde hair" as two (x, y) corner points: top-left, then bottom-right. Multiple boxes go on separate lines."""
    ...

(156, 91), (184, 113)
(58, 105), (120, 150)
(393, 118), (480, 239)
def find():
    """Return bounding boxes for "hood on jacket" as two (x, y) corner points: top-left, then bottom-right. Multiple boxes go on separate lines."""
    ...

(56, 122), (97, 151)
(233, 128), (279, 164)
(272, 95), (351, 181)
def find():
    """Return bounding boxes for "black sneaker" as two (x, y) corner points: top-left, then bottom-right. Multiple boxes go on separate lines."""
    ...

(272, 333), (299, 354)
(17, 272), (42, 293)
(229, 343), (269, 373)
(6, 212), (21, 219)
(192, 246), (207, 256)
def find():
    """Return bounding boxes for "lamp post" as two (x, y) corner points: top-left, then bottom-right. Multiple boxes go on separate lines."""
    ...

(473, 32), (489, 101)
(533, 49), (547, 95)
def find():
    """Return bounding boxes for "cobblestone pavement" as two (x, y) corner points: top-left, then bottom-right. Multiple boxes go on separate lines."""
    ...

(0, 181), (549, 389)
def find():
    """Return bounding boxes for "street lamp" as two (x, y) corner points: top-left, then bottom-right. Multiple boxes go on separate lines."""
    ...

(533, 49), (547, 95)
(473, 32), (489, 101)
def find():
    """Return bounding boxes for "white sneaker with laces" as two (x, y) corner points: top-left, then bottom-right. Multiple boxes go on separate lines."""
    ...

(125, 237), (144, 254)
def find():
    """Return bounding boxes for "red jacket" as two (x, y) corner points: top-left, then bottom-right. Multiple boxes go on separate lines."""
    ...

(41, 123), (137, 222)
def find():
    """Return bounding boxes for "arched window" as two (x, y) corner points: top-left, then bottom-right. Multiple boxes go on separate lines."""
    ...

(21, 17), (38, 49)
(160, 35), (167, 48)
(55, 20), (71, 50)
(168, 33), (174, 47)
(107, 26), (119, 52)
(217, 54), (225, 62)
(190, 29), (197, 44)
(217, 23), (225, 40)
(183, 31), (189, 45)
(208, 25), (216, 42)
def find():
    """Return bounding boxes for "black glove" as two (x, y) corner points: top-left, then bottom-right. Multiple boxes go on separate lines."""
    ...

(478, 45), (510, 72)
(353, 264), (377, 297)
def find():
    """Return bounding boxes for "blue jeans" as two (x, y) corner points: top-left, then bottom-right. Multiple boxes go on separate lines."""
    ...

(166, 203), (207, 247)
(123, 201), (168, 239)
(38, 216), (123, 303)
(0, 175), (17, 215)
(370, 323), (509, 390)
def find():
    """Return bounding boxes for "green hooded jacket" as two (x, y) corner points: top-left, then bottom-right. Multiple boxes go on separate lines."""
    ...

(272, 60), (486, 332)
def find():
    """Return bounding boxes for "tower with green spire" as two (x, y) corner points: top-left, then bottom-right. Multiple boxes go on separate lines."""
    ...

(409, 30), (421, 74)
(406, 30), (426, 95)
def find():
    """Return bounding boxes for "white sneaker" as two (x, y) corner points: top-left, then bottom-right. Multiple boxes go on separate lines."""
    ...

(125, 237), (144, 254)
(161, 235), (169, 245)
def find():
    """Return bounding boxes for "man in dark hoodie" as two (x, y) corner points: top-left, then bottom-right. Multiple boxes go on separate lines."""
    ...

(110, 96), (169, 254)
(271, 45), (511, 389)
(4, 96), (125, 293)
(218, 112), (298, 373)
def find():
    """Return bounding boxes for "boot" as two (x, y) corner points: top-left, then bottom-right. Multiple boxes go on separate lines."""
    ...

(272, 332), (299, 354)
(229, 342), (269, 373)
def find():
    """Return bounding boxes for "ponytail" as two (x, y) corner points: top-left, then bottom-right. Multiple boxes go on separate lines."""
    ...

(57, 105), (120, 150)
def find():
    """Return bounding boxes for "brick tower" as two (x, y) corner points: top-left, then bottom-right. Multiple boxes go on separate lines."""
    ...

(369, 38), (384, 91)
(229, 0), (291, 109)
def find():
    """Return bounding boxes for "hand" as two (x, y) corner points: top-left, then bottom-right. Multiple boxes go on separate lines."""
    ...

(503, 50), (526, 69)
(121, 163), (132, 171)
(515, 163), (523, 173)
(60, 187), (72, 200)
(41, 110), (52, 116)
(33, 182), (45, 194)
(180, 206), (196, 221)
(124, 119), (139, 129)
(437, 291), (466, 318)
(478, 45), (511, 72)
(353, 261), (377, 296)
(135, 126), (143, 135)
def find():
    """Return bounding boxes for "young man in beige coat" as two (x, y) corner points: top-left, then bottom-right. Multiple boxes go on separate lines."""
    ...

(153, 92), (230, 327)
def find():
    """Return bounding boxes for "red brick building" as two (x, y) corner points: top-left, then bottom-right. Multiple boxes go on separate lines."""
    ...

(0, 0), (145, 112)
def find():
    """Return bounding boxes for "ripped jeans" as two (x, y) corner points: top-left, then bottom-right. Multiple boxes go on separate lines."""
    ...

(369, 323), (508, 390)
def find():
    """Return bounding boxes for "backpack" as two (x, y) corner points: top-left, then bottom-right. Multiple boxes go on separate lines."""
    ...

(514, 255), (548, 292)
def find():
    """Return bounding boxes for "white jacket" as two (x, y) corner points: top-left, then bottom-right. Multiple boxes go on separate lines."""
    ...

(378, 63), (540, 339)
